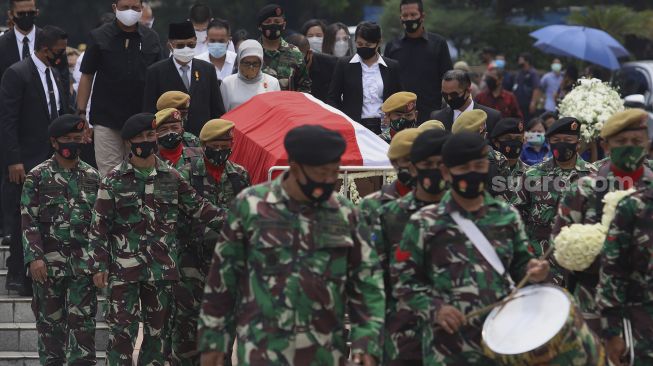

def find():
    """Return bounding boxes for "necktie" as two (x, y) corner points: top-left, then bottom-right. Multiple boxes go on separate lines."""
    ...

(45, 68), (59, 121)
(22, 37), (30, 60)
(180, 65), (190, 90)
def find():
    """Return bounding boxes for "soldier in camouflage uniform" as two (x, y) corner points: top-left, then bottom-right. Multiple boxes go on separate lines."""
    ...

(257, 4), (311, 92)
(154, 108), (202, 171)
(393, 132), (551, 366)
(198, 125), (384, 366)
(87, 113), (226, 366)
(169, 119), (250, 365)
(553, 109), (653, 334)
(21, 115), (100, 365)
(379, 92), (420, 142)
(451, 109), (512, 200)
(359, 129), (421, 224)
(371, 129), (450, 365)
(156, 91), (202, 148)
(515, 117), (596, 259)
(596, 185), (653, 365)
(488, 118), (528, 202)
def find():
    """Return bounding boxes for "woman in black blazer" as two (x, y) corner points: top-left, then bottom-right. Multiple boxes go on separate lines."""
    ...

(327, 21), (402, 134)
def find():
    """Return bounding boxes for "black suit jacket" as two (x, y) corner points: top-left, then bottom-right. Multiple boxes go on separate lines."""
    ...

(0, 57), (70, 171)
(143, 58), (225, 136)
(326, 55), (403, 123)
(429, 102), (502, 132)
(309, 52), (337, 103)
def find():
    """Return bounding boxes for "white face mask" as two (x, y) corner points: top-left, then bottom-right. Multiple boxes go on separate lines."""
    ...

(195, 30), (208, 44)
(334, 40), (349, 57)
(115, 9), (142, 27)
(173, 47), (195, 64)
(307, 36), (323, 53)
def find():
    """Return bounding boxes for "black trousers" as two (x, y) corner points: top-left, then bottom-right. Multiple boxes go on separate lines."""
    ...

(1, 174), (26, 282)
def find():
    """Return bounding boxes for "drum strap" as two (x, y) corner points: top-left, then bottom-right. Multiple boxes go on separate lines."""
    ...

(450, 211), (515, 288)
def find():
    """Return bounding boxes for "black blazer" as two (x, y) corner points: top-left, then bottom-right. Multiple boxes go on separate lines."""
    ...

(429, 102), (502, 132)
(0, 57), (70, 171)
(143, 57), (225, 137)
(309, 52), (337, 103)
(326, 55), (403, 123)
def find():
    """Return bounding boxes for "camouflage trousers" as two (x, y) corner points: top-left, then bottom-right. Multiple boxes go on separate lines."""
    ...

(32, 275), (98, 366)
(384, 308), (422, 365)
(105, 280), (174, 366)
(629, 306), (653, 365)
(170, 277), (204, 366)
(424, 323), (498, 366)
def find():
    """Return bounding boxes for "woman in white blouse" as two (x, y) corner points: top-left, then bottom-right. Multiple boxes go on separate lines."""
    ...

(220, 40), (280, 111)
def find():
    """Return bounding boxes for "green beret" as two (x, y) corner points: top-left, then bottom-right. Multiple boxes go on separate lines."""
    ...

(122, 113), (156, 140)
(452, 109), (487, 134)
(419, 120), (446, 132)
(546, 117), (581, 138)
(257, 4), (284, 25)
(388, 128), (421, 160)
(442, 132), (487, 168)
(200, 119), (235, 142)
(284, 125), (346, 166)
(157, 91), (190, 111)
(410, 129), (451, 163)
(600, 109), (648, 139)
(48, 114), (85, 138)
(490, 118), (524, 139)
(382, 92), (417, 114)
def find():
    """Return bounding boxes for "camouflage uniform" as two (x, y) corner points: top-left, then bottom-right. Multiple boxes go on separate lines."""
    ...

(21, 157), (100, 365)
(88, 157), (226, 366)
(503, 159), (529, 203)
(182, 132), (201, 148)
(261, 38), (311, 92)
(596, 187), (653, 364)
(157, 145), (202, 172)
(370, 191), (429, 365)
(358, 182), (402, 225)
(514, 157), (596, 257)
(170, 158), (250, 365)
(487, 147), (512, 200)
(553, 160), (653, 332)
(197, 176), (385, 365)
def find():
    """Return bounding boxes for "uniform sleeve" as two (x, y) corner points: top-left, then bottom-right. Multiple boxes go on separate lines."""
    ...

(197, 200), (246, 353)
(596, 197), (637, 338)
(508, 207), (534, 281)
(21, 171), (43, 264)
(294, 54), (312, 93)
(513, 170), (532, 221)
(177, 173), (226, 233)
(552, 180), (588, 238)
(88, 176), (116, 273)
(347, 210), (385, 359)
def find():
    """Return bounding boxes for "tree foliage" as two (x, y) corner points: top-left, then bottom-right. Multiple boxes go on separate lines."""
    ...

(568, 5), (653, 42)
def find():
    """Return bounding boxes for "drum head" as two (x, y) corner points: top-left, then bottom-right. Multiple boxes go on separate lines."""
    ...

(482, 285), (571, 355)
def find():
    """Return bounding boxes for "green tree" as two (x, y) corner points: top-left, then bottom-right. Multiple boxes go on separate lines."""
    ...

(568, 5), (653, 42)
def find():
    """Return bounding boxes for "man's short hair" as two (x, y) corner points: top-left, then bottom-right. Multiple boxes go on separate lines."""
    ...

(189, 2), (212, 23)
(355, 21), (381, 44)
(443, 69), (471, 90)
(232, 29), (249, 45)
(286, 33), (309, 54)
(400, 0), (423, 12)
(208, 18), (230, 34)
(519, 52), (533, 65)
(540, 111), (558, 121)
(35, 25), (67, 51)
(8, 0), (34, 9)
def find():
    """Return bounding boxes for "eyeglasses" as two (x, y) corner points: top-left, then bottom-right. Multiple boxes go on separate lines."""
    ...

(240, 60), (261, 69)
(171, 42), (197, 49)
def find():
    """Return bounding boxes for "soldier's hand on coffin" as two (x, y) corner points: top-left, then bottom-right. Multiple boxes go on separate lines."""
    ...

(29, 260), (47, 284)
(527, 259), (550, 283)
(436, 305), (466, 334)
(201, 351), (225, 366)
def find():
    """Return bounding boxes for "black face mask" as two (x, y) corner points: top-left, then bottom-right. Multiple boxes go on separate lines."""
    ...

(46, 49), (65, 67)
(495, 140), (523, 160)
(298, 165), (336, 203)
(402, 18), (422, 33)
(397, 167), (415, 188)
(56, 141), (81, 160)
(130, 140), (157, 159)
(446, 92), (468, 110)
(261, 24), (283, 40)
(158, 132), (183, 150)
(417, 168), (446, 195)
(451, 171), (487, 199)
(205, 147), (231, 167)
(485, 77), (498, 91)
(551, 141), (577, 163)
(13, 11), (36, 32)
(356, 46), (377, 60)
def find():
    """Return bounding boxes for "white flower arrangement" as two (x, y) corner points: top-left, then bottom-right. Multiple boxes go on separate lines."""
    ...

(553, 188), (635, 271)
(558, 78), (624, 143)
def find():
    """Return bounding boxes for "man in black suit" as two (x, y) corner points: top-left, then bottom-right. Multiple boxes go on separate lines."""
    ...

(430, 69), (501, 133)
(327, 21), (403, 134)
(143, 21), (224, 137)
(0, 26), (70, 294)
(286, 33), (337, 103)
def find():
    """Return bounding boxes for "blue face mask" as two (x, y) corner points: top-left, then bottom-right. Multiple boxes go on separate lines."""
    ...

(494, 59), (506, 70)
(208, 42), (228, 59)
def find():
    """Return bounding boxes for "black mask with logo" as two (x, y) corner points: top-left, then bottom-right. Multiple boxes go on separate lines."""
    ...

(46, 48), (65, 67)
(417, 168), (446, 195)
(158, 132), (183, 150)
(56, 142), (81, 160)
(495, 140), (523, 160)
(402, 18), (422, 34)
(205, 148), (232, 166)
(451, 171), (487, 199)
(130, 140), (157, 159)
(551, 141), (577, 163)
(297, 165), (336, 203)
(397, 167), (415, 188)
(261, 24), (283, 40)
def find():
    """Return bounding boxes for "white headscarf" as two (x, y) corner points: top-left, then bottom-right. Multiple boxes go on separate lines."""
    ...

(237, 40), (264, 84)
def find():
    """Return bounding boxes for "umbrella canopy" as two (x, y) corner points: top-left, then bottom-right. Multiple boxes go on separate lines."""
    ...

(530, 25), (629, 70)
(223, 91), (391, 184)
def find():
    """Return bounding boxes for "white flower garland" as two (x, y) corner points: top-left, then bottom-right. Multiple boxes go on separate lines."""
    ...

(553, 188), (635, 271)
(337, 171), (394, 205)
(558, 78), (624, 143)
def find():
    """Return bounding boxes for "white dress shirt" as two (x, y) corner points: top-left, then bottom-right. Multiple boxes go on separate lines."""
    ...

(350, 53), (386, 119)
(14, 26), (36, 59)
(453, 99), (475, 121)
(196, 50), (237, 81)
(32, 54), (61, 114)
(173, 58), (193, 88)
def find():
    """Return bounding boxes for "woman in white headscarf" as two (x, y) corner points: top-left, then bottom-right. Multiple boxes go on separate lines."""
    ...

(220, 39), (281, 111)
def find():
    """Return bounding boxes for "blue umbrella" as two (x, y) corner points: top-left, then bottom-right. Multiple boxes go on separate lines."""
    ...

(529, 25), (629, 70)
